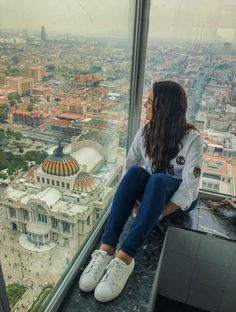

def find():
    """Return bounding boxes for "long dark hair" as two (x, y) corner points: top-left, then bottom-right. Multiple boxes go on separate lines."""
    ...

(143, 80), (197, 173)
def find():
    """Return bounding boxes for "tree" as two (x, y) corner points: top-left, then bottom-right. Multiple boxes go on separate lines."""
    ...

(0, 106), (8, 122)
(54, 97), (61, 102)
(27, 103), (34, 112)
(11, 56), (20, 65)
(9, 100), (17, 107)
(91, 81), (100, 87)
(5, 151), (14, 161)
(18, 146), (24, 153)
(4, 68), (21, 77)
(8, 165), (16, 176)
(0, 172), (8, 179)
(30, 97), (39, 103)
(42, 74), (54, 82)
(0, 133), (8, 147)
(13, 132), (22, 140)
(15, 93), (21, 101)
(8, 93), (20, 102)
(46, 64), (56, 72)
(24, 150), (47, 164)
(6, 129), (14, 137)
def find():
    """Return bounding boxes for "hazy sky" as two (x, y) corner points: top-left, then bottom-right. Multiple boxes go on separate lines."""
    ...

(1, 0), (236, 41)
(149, 0), (236, 42)
(0, 0), (134, 37)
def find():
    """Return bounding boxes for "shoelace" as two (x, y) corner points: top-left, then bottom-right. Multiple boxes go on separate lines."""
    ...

(85, 250), (106, 274)
(100, 260), (128, 293)
(103, 260), (124, 281)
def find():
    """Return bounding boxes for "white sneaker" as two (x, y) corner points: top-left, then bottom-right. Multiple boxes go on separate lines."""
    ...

(79, 250), (115, 292)
(94, 257), (135, 302)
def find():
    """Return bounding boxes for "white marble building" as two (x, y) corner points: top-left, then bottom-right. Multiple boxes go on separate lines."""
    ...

(3, 134), (123, 249)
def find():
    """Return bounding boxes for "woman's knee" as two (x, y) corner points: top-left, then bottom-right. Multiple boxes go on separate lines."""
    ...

(148, 173), (169, 187)
(148, 173), (180, 193)
(125, 166), (150, 179)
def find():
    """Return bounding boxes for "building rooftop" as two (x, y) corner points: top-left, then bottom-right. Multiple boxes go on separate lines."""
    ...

(5, 187), (28, 200)
(57, 112), (82, 120)
(12, 109), (51, 118)
(33, 187), (61, 207)
(51, 200), (88, 216)
(47, 119), (71, 126)
(71, 147), (103, 173)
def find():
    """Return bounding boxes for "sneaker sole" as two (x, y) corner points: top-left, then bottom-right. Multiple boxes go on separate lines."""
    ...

(79, 282), (96, 293)
(94, 288), (123, 302)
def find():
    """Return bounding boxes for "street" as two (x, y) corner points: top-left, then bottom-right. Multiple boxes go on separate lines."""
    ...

(0, 123), (71, 144)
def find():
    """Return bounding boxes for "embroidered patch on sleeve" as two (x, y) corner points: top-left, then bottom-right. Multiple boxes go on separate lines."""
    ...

(193, 167), (201, 178)
(176, 155), (185, 165)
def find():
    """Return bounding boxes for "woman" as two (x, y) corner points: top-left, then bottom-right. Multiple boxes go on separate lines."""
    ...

(79, 80), (203, 302)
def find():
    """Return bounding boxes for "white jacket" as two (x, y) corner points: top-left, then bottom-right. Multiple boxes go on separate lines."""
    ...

(123, 128), (204, 210)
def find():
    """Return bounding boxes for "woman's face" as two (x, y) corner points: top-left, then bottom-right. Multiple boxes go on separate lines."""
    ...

(143, 89), (154, 121)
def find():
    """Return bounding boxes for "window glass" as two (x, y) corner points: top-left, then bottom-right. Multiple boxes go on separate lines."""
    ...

(51, 217), (58, 228)
(144, 0), (236, 196)
(0, 0), (135, 310)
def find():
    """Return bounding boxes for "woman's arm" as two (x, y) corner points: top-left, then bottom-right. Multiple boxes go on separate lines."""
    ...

(122, 128), (143, 177)
(160, 201), (180, 219)
(169, 133), (203, 210)
(159, 134), (203, 219)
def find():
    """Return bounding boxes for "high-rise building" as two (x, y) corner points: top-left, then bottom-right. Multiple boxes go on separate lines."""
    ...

(7, 77), (34, 95)
(25, 65), (47, 82)
(223, 42), (232, 55)
(41, 25), (47, 41)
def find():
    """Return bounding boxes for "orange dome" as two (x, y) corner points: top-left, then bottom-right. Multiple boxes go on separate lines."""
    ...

(42, 142), (79, 177)
(73, 172), (101, 193)
(23, 165), (36, 180)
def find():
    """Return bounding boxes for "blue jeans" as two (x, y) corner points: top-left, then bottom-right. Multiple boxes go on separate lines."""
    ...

(101, 166), (198, 257)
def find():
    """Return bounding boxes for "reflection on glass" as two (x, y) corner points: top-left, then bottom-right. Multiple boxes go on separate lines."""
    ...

(143, 0), (236, 196)
(0, 0), (134, 310)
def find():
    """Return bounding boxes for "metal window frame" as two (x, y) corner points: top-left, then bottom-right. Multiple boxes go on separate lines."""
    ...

(0, 264), (11, 312)
(127, 0), (151, 150)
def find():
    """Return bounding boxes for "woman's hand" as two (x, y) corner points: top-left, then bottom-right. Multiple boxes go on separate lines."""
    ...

(132, 203), (139, 217)
(161, 201), (180, 218)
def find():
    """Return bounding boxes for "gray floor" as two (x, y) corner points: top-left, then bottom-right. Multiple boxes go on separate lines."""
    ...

(59, 200), (236, 312)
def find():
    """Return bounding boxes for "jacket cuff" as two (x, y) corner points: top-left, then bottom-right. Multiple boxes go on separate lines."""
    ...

(170, 191), (191, 211)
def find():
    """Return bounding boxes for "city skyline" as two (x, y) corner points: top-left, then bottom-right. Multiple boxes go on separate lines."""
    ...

(1, 0), (236, 41)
